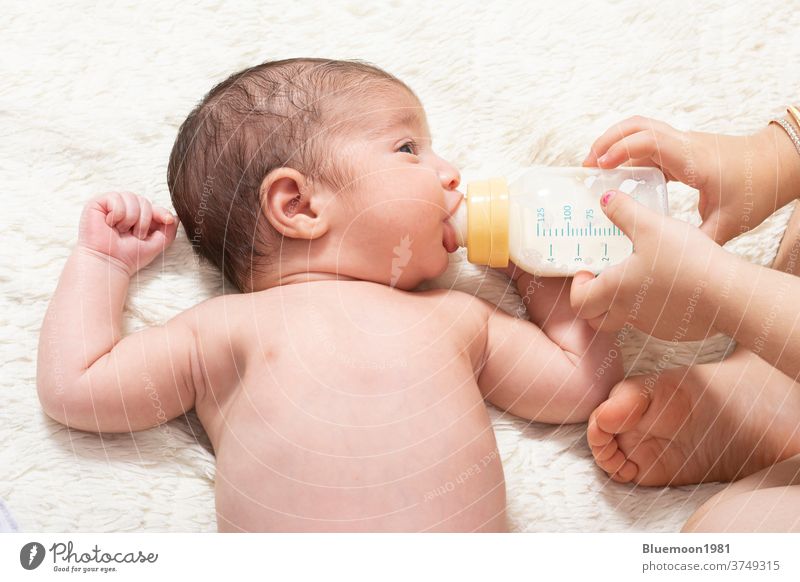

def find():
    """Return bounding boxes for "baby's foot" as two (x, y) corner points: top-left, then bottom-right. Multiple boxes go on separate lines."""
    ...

(588, 348), (800, 485)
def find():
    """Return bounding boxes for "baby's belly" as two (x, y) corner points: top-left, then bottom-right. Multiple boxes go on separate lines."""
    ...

(210, 362), (506, 532)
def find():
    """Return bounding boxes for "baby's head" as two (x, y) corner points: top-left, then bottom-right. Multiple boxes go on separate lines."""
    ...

(168, 58), (463, 293)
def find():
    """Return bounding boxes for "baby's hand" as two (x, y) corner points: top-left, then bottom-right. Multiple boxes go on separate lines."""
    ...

(584, 115), (796, 245)
(77, 191), (179, 276)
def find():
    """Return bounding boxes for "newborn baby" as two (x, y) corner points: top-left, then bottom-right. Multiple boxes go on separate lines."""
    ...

(37, 58), (622, 532)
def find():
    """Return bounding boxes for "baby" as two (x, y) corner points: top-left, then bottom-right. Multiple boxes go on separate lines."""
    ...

(36, 58), (622, 532)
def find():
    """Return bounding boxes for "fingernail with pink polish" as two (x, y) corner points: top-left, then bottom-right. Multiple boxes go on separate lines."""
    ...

(600, 190), (615, 207)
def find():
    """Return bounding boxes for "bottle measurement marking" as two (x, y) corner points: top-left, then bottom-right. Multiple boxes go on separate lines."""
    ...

(524, 204), (631, 268)
(535, 219), (622, 238)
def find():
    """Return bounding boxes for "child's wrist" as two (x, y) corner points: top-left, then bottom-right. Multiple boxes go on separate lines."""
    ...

(74, 245), (134, 278)
(702, 246), (745, 336)
(760, 122), (800, 208)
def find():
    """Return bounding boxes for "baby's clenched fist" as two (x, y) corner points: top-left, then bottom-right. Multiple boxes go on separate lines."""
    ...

(78, 191), (179, 276)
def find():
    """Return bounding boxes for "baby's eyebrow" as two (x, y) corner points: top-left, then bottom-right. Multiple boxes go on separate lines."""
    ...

(366, 109), (426, 138)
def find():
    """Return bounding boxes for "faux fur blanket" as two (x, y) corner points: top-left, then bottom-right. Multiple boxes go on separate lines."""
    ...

(3, 0), (798, 531)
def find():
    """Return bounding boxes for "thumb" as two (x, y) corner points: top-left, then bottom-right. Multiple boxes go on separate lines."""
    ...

(600, 189), (660, 243)
(570, 268), (623, 320)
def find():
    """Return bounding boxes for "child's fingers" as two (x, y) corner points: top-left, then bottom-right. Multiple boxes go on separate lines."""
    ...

(133, 197), (153, 239)
(164, 217), (179, 245)
(101, 192), (126, 227)
(145, 215), (179, 249)
(570, 268), (625, 320)
(596, 131), (659, 168)
(150, 205), (176, 225)
(116, 192), (141, 233)
(597, 129), (685, 174)
(584, 116), (659, 166)
(584, 116), (674, 166)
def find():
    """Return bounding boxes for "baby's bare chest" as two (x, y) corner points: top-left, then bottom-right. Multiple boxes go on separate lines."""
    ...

(197, 285), (489, 447)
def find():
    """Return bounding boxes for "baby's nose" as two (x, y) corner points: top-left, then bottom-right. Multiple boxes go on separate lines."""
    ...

(438, 160), (461, 191)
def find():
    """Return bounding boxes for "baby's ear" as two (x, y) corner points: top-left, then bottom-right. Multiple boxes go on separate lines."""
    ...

(259, 168), (329, 240)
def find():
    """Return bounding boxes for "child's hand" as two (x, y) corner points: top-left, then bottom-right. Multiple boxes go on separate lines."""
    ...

(570, 189), (729, 341)
(77, 191), (179, 276)
(584, 116), (799, 245)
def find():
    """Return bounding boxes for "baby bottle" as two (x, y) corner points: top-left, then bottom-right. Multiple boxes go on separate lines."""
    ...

(447, 166), (669, 276)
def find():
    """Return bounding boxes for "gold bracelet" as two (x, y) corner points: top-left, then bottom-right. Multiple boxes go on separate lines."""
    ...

(788, 105), (800, 132)
(771, 117), (800, 158)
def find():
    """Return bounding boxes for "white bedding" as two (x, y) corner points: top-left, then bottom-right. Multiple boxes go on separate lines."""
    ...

(3, 0), (798, 532)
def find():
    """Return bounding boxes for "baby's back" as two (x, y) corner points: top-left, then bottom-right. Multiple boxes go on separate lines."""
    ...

(193, 280), (506, 532)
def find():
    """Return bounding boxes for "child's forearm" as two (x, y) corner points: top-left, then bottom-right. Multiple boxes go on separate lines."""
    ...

(710, 252), (800, 380)
(37, 247), (131, 393)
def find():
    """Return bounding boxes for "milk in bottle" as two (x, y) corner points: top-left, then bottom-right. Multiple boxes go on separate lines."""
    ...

(447, 166), (668, 276)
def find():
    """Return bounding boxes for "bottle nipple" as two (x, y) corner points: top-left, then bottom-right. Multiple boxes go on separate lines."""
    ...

(448, 195), (468, 248)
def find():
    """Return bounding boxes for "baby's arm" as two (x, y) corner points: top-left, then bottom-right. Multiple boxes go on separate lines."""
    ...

(36, 192), (199, 433)
(475, 269), (622, 424)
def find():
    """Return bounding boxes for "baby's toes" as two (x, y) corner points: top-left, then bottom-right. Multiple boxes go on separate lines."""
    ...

(587, 411), (614, 448)
(597, 447), (629, 476)
(595, 379), (650, 435)
(591, 436), (640, 484)
(591, 439), (618, 462)
(611, 459), (639, 483)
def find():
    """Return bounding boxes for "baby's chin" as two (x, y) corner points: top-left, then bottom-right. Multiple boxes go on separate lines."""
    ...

(378, 255), (448, 290)
(418, 245), (453, 282)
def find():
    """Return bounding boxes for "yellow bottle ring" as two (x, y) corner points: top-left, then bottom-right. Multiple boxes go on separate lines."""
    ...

(466, 177), (509, 268)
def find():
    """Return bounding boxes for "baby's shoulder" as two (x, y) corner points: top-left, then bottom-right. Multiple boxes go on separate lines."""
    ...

(415, 286), (489, 306)
(411, 287), (493, 324)
(174, 292), (262, 334)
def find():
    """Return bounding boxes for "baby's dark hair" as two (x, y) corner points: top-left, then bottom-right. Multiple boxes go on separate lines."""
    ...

(167, 57), (416, 292)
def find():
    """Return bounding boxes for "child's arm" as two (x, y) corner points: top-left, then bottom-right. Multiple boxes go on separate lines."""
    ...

(475, 268), (623, 424)
(36, 191), (198, 433)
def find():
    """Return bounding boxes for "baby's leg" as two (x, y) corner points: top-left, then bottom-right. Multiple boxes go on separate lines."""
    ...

(682, 454), (800, 532)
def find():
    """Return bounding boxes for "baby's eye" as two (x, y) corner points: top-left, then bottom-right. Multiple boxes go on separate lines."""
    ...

(397, 140), (418, 155)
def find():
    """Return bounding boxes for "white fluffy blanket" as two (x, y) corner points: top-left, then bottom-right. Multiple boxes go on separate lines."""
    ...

(3, 0), (798, 532)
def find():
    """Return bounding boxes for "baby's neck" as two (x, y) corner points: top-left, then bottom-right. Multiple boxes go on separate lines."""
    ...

(253, 270), (361, 292)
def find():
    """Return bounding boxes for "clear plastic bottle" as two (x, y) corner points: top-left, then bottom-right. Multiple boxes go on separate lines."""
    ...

(447, 166), (668, 276)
